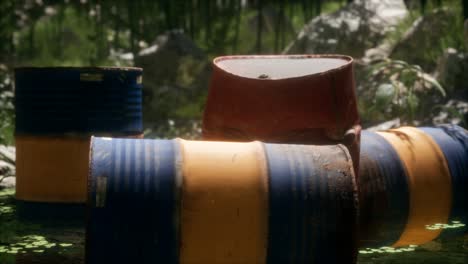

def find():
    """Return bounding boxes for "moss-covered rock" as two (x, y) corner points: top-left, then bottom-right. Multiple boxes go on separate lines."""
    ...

(391, 8), (464, 72)
(284, 0), (408, 57)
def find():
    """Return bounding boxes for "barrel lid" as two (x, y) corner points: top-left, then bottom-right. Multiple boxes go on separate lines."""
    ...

(14, 66), (142, 72)
(214, 54), (353, 80)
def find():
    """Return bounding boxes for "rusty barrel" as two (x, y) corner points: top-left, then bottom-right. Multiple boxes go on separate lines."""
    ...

(87, 137), (358, 264)
(359, 126), (467, 248)
(14, 67), (143, 204)
(202, 55), (361, 173)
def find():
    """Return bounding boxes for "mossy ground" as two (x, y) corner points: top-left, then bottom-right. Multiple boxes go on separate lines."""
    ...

(0, 187), (84, 264)
(0, 187), (466, 263)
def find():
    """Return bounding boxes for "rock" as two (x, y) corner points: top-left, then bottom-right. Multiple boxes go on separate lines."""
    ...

(0, 145), (15, 164)
(362, 42), (395, 62)
(464, 19), (468, 49)
(433, 48), (468, 97)
(432, 99), (468, 126)
(134, 30), (211, 127)
(284, 0), (408, 58)
(0, 174), (15, 188)
(391, 8), (458, 72)
(0, 160), (14, 173)
(0, 145), (15, 184)
(366, 118), (401, 131)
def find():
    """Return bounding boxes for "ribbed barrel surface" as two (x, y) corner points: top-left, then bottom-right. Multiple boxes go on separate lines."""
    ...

(15, 67), (143, 135)
(87, 137), (358, 264)
(14, 67), (144, 203)
(419, 125), (468, 236)
(359, 131), (409, 247)
(359, 125), (467, 247)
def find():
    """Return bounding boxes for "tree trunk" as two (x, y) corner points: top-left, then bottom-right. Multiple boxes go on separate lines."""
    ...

(315, 0), (322, 15)
(189, 0), (195, 39)
(127, 0), (137, 60)
(233, 0), (242, 53)
(463, 0), (468, 20)
(420, 0), (427, 14)
(256, 0), (263, 53)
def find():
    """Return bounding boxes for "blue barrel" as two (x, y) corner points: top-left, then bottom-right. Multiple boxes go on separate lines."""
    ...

(265, 143), (358, 264)
(87, 137), (358, 264)
(86, 138), (179, 263)
(358, 130), (409, 247)
(15, 67), (143, 135)
(14, 67), (144, 204)
(419, 124), (468, 236)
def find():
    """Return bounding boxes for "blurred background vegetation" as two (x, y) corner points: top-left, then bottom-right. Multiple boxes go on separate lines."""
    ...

(0, 0), (467, 146)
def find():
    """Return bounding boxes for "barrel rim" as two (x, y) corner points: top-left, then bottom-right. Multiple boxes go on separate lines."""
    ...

(14, 66), (143, 72)
(212, 54), (353, 81)
(14, 132), (144, 139)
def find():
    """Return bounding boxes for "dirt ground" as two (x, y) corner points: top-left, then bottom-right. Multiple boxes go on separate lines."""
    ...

(0, 187), (466, 264)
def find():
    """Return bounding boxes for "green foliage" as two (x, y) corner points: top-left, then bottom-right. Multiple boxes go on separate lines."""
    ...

(0, 67), (14, 145)
(0, 0), (466, 137)
(15, 6), (112, 66)
(0, 1), (346, 139)
(0, 188), (78, 263)
(144, 119), (202, 140)
(360, 58), (446, 125)
(392, 2), (466, 72)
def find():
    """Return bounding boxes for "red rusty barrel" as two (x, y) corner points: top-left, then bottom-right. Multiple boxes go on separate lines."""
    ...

(202, 55), (361, 172)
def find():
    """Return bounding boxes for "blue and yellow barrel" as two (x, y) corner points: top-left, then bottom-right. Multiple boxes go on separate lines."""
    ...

(358, 130), (410, 247)
(419, 124), (468, 236)
(15, 67), (143, 204)
(87, 137), (359, 264)
(359, 125), (467, 247)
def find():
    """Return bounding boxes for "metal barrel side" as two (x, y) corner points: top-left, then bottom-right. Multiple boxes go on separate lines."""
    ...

(15, 136), (90, 203)
(419, 124), (468, 236)
(377, 127), (452, 247)
(202, 55), (361, 172)
(14, 67), (144, 204)
(86, 138), (359, 263)
(264, 143), (358, 264)
(15, 134), (143, 203)
(178, 140), (269, 264)
(14, 67), (143, 135)
(358, 131), (409, 247)
(86, 137), (180, 264)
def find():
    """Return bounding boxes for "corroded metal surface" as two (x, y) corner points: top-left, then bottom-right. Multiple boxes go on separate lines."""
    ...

(202, 55), (361, 173)
(87, 138), (358, 264)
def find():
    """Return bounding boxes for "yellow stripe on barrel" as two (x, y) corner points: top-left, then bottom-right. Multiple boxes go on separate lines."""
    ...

(377, 127), (452, 246)
(15, 136), (90, 203)
(16, 134), (143, 203)
(179, 140), (268, 264)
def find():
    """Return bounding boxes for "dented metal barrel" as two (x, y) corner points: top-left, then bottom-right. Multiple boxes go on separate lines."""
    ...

(359, 125), (467, 248)
(87, 137), (358, 264)
(15, 67), (143, 203)
(202, 55), (361, 172)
